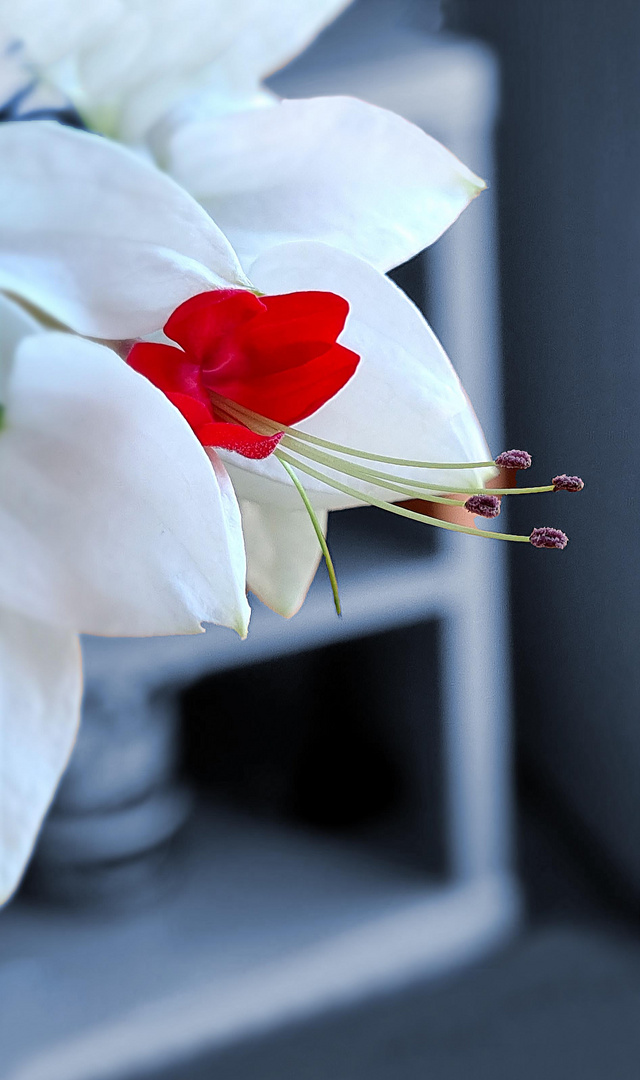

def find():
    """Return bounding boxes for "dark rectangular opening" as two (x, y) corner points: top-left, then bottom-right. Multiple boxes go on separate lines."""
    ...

(181, 619), (448, 877)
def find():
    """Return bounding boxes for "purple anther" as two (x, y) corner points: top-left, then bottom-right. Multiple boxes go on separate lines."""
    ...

(552, 474), (584, 492)
(465, 494), (502, 518)
(530, 527), (569, 549)
(495, 449), (532, 470)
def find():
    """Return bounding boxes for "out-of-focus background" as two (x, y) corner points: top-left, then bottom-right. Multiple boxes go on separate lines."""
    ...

(2, 1), (640, 1077)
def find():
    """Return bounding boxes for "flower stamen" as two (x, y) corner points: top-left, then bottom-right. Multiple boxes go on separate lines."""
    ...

(209, 392), (501, 470)
(208, 393), (578, 549)
(275, 448), (530, 543)
(530, 527), (569, 549)
(464, 494), (502, 518)
(278, 435), (482, 508)
(495, 449), (532, 469)
(552, 474), (584, 493)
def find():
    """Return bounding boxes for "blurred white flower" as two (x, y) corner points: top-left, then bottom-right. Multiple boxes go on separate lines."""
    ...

(0, 291), (249, 903)
(0, 0), (353, 140)
(0, 0), (485, 276)
(0, 122), (497, 620)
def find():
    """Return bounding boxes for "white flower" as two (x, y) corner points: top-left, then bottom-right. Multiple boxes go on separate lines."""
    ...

(0, 0), (485, 276)
(0, 122), (505, 625)
(0, 290), (249, 903)
(0, 0), (353, 140)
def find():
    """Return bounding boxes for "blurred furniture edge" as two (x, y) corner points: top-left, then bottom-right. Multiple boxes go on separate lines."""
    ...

(0, 25), (520, 1080)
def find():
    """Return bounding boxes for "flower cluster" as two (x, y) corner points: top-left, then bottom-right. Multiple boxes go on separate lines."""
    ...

(0, 1), (583, 905)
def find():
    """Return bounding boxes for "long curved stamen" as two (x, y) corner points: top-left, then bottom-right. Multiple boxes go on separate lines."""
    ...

(276, 428), (497, 470)
(211, 395), (502, 500)
(209, 393), (498, 470)
(279, 437), (477, 507)
(207, 393), (578, 547)
(210, 395), (581, 497)
(275, 448), (531, 543)
(279, 435), (570, 499)
(278, 457), (342, 615)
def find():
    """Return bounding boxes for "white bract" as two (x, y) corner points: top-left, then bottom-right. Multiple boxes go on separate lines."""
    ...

(0, 0), (485, 276)
(0, 0), (353, 141)
(0, 291), (249, 903)
(0, 122), (496, 622)
(161, 94), (485, 275)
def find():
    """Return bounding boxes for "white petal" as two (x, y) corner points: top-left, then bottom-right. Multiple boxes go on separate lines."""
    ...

(241, 500), (326, 618)
(1, 0), (352, 141)
(0, 608), (81, 905)
(222, 241), (495, 511)
(0, 121), (249, 339)
(106, 0), (351, 143)
(0, 0), (120, 65)
(74, 2), (253, 140)
(210, 0), (353, 88)
(167, 96), (485, 271)
(0, 333), (250, 636)
(0, 291), (40, 406)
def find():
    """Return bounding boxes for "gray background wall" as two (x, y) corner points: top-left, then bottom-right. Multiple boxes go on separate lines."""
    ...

(443, 0), (640, 895)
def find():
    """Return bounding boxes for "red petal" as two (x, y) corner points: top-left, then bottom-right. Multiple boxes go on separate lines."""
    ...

(130, 289), (359, 460)
(203, 291), (350, 380)
(163, 392), (215, 439)
(214, 342), (360, 425)
(128, 342), (218, 443)
(197, 423), (283, 459)
(127, 342), (281, 456)
(255, 291), (349, 347)
(127, 341), (206, 403)
(165, 290), (265, 364)
(193, 291), (357, 424)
